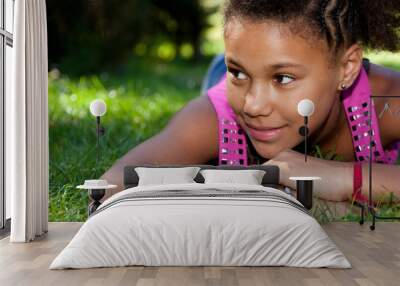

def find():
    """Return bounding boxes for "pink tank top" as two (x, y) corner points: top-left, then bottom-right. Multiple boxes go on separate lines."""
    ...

(207, 68), (400, 165)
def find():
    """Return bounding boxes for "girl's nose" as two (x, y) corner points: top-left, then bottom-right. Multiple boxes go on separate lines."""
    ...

(243, 82), (273, 117)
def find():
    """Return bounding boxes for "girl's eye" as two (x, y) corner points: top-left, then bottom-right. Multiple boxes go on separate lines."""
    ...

(227, 67), (248, 81)
(275, 74), (295, 85)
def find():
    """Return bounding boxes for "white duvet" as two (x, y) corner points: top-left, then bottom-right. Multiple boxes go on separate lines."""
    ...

(50, 183), (351, 269)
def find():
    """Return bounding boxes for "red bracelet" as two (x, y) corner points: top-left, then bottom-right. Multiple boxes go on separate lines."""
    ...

(353, 162), (368, 203)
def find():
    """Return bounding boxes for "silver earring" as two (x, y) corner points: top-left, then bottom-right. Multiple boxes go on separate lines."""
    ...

(341, 83), (347, 90)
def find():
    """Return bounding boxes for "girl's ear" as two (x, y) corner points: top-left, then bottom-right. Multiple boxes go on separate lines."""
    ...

(338, 44), (363, 90)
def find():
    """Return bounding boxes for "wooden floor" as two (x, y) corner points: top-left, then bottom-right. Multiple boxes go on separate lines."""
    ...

(0, 222), (399, 286)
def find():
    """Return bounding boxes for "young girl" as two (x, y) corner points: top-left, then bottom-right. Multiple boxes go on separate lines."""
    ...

(101, 0), (400, 203)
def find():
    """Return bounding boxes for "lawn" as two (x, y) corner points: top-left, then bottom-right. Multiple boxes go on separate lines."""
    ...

(49, 53), (400, 222)
(49, 58), (210, 221)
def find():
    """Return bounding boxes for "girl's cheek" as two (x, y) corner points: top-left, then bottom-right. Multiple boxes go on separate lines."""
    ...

(227, 89), (245, 112)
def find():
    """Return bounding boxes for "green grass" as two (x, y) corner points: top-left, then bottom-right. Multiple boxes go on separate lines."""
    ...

(50, 53), (400, 222)
(49, 58), (209, 221)
(366, 51), (400, 71)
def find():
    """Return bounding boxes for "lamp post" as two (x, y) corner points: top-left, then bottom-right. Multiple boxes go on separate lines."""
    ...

(89, 99), (106, 177)
(297, 99), (315, 162)
(291, 99), (320, 210)
(77, 99), (111, 216)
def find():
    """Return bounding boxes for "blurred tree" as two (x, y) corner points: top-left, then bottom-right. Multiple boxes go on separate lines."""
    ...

(46, 0), (219, 74)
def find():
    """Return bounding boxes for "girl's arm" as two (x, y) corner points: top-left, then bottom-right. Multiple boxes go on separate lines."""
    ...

(100, 96), (219, 196)
(263, 149), (400, 202)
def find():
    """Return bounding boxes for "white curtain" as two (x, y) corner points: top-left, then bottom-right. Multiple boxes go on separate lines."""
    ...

(8, 0), (48, 242)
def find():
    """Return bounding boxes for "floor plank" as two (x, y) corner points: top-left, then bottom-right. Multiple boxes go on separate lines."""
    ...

(0, 222), (399, 286)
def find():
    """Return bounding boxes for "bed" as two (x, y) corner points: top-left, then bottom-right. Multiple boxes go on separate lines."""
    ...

(49, 164), (351, 269)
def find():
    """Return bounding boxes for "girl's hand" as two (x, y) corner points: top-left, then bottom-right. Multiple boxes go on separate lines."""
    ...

(262, 149), (352, 201)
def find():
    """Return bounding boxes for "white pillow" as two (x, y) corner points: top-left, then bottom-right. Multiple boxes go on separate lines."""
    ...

(135, 167), (201, 186)
(200, 169), (266, 185)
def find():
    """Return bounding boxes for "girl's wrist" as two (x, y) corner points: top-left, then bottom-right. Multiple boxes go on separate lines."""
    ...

(320, 159), (354, 201)
(339, 161), (356, 201)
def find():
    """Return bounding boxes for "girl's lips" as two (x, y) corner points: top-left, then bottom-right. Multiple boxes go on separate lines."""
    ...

(246, 125), (286, 141)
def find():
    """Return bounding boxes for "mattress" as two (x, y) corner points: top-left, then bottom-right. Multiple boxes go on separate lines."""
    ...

(49, 183), (351, 269)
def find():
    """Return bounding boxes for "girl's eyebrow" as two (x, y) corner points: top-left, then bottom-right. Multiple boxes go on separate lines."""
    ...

(225, 57), (246, 70)
(270, 62), (305, 69)
(226, 56), (306, 71)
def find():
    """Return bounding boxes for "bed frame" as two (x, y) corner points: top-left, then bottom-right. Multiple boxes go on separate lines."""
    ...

(123, 164), (280, 189)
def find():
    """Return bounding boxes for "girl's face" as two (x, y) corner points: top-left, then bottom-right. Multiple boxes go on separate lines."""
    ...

(224, 18), (342, 159)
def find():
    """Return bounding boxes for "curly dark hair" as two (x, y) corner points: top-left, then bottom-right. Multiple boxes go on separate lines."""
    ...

(224, 0), (400, 53)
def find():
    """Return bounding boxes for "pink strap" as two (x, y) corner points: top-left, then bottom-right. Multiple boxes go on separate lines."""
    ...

(353, 162), (368, 203)
(207, 75), (248, 166)
(342, 67), (399, 164)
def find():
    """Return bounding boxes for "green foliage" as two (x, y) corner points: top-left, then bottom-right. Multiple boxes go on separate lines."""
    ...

(46, 0), (220, 75)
